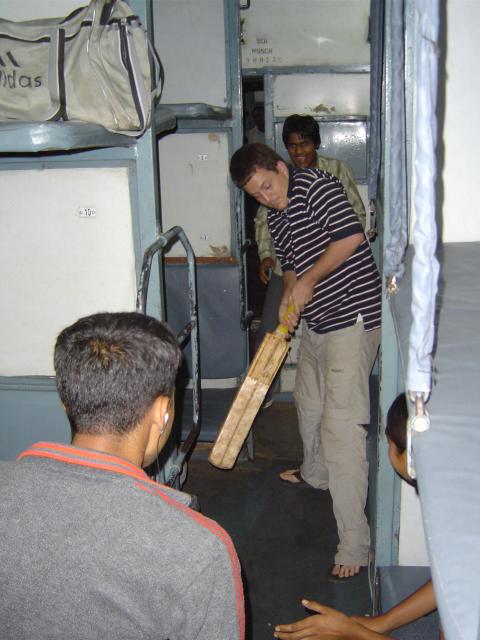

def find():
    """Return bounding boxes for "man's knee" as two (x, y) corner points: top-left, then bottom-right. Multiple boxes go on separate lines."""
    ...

(321, 421), (368, 466)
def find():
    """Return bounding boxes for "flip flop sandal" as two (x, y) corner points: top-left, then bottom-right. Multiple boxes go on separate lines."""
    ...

(279, 469), (307, 486)
(326, 565), (363, 583)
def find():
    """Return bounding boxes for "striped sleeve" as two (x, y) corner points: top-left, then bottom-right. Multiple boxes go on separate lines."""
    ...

(267, 208), (295, 272)
(305, 174), (364, 241)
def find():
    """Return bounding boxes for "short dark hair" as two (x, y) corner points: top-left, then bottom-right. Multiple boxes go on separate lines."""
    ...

(385, 393), (408, 453)
(54, 312), (182, 435)
(230, 143), (284, 188)
(282, 114), (321, 148)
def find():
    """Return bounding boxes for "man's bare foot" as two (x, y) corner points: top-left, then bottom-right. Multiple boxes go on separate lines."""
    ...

(328, 564), (361, 581)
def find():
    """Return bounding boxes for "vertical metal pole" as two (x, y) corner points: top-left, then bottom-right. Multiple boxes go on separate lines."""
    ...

(129, 0), (165, 320)
(263, 72), (274, 147)
(407, 0), (440, 397)
(367, 0), (384, 203)
(225, 0), (249, 338)
(374, 0), (402, 571)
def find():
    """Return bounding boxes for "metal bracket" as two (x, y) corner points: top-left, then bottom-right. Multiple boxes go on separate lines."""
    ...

(406, 392), (430, 479)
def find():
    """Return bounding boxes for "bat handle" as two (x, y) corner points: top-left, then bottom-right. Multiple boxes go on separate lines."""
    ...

(275, 303), (297, 337)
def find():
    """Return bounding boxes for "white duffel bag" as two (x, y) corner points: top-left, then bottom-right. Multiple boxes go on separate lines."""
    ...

(0, 0), (162, 136)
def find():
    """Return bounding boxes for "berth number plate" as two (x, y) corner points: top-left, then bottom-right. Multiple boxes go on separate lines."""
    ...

(79, 207), (97, 218)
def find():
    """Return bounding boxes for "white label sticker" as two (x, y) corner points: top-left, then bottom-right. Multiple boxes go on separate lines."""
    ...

(79, 207), (97, 218)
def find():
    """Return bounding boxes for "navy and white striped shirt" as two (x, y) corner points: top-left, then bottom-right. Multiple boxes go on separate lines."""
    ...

(267, 167), (381, 334)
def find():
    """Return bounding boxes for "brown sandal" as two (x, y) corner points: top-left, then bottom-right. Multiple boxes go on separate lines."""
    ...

(279, 469), (307, 485)
(326, 565), (363, 583)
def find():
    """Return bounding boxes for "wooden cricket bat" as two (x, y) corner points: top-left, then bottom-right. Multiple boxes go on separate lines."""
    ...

(208, 312), (292, 469)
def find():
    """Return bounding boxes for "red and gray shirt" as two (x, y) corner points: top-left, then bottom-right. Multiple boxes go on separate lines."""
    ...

(0, 442), (245, 640)
(268, 167), (381, 333)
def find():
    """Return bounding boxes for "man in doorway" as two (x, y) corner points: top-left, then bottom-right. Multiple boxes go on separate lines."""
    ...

(246, 103), (265, 144)
(282, 114), (367, 226)
(230, 144), (381, 581)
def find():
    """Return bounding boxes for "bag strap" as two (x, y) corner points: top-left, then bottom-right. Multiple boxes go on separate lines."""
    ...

(147, 38), (164, 101)
(47, 27), (66, 121)
(118, 19), (148, 134)
(99, 0), (117, 25)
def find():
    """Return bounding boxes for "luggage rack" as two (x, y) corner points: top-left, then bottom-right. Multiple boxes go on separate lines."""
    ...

(136, 226), (200, 488)
(0, 105), (176, 153)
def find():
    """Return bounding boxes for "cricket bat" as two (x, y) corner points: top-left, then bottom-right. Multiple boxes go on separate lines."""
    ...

(208, 309), (293, 469)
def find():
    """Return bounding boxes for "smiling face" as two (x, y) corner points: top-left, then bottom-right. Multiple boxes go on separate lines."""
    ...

(243, 160), (290, 210)
(285, 132), (318, 169)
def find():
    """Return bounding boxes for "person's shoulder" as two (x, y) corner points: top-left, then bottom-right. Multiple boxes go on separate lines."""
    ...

(292, 167), (324, 181)
(153, 483), (195, 507)
(254, 205), (268, 223)
(292, 166), (337, 189)
(317, 154), (354, 178)
(136, 480), (235, 550)
(0, 459), (17, 470)
(0, 456), (39, 480)
(0, 460), (20, 485)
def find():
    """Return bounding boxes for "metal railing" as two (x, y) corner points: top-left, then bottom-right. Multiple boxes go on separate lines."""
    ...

(136, 226), (200, 486)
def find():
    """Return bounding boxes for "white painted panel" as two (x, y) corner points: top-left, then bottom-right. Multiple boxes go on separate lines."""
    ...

(153, 0), (227, 106)
(441, 1), (480, 242)
(398, 482), (430, 566)
(273, 73), (370, 117)
(241, 0), (370, 68)
(159, 132), (231, 257)
(0, 167), (137, 377)
(0, 1), (80, 20)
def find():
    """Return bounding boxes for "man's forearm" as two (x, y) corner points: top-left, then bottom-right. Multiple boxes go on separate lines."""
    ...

(376, 580), (436, 633)
(281, 270), (297, 301)
(285, 233), (364, 313)
(279, 271), (298, 327)
(274, 601), (392, 640)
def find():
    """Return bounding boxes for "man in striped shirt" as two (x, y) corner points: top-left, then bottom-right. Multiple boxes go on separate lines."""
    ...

(230, 143), (381, 581)
(253, 115), (370, 409)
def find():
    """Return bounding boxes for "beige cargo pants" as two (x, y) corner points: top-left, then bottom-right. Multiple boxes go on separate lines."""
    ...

(293, 320), (380, 567)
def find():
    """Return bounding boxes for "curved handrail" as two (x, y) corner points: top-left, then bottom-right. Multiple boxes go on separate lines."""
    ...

(136, 226), (200, 486)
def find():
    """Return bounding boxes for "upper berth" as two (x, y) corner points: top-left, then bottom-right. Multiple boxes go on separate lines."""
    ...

(390, 242), (480, 640)
(0, 105), (176, 154)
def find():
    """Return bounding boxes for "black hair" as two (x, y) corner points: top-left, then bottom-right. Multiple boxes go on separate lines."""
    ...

(385, 393), (408, 453)
(54, 312), (182, 436)
(282, 114), (321, 148)
(230, 143), (284, 188)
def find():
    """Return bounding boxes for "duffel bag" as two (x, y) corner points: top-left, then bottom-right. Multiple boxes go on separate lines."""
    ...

(0, 0), (162, 136)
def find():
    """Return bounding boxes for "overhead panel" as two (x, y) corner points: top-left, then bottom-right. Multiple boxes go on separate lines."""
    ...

(241, 0), (370, 69)
(0, 0), (80, 19)
(273, 73), (370, 118)
(0, 167), (137, 377)
(159, 132), (231, 258)
(153, 0), (227, 105)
